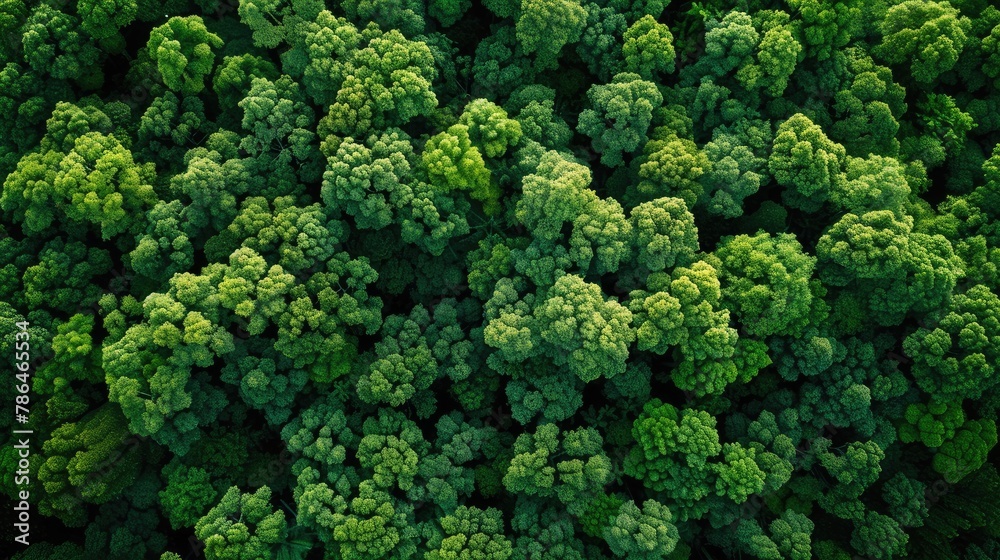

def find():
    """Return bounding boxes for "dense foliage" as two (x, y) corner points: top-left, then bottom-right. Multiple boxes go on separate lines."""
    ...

(1, 0), (999, 558)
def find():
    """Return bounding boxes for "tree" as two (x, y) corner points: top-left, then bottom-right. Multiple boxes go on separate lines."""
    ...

(423, 124), (497, 214)
(814, 439), (885, 519)
(711, 232), (822, 338)
(220, 347), (309, 426)
(881, 473), (929, 528)
(624, 399), (722, 520)
(768, 113), (846, 213)
(38, 405), (143, 526)
(429, 0), (471, 27)
(516, 0), (587, 70)
(458, 99), (523, 158)
(502, 423), (612, 514)
(103, 274), (234, 454)
(876, 0), (971, 83)
(700, 119), (771, 218)
(576, 4), (626, 81)
(817, 211), (963, 327)
(509, 498), (590, 560)
(629, 261), (747, 396)
(2, 128), (157, 240)
(357, 301), (473, 412)
(238, 75), (317, 164)
(832, 155), (910, 215)
(504, 363), (585, 424)
(515, 151), (594, 243)
(713, 443), (766, 504)
(622, 15), (675, 79)
(827, 48), (906, 157)
(195, 486), (289, 560)
(724, 510), (814, 560)
(629, 197), (698, 272)
(631, 127), (709, 209)
(786, 0), (861, 60)
(933, 418), (998, 483)
(577, 73), (663, 167)
(341, 0), (426, 37)
(898, 399), (965, 448)
(159, 464), (218, 530)
(472, 27), (536, 98)
(78, 0), (137, 43)
(20, 5), (103, 87)
(21, 240), (111, 314)
(427, 506), (512, 560)
(683, 11), (758, 83)
(533, 274), (634, 382)
(147, 16), (224, 94)
(506, 86), (572, 149)
(903, 285), (1000, 402)
(850, 511), (908, 560)
(213, 55), (280, 111)
(603, 500), (680, 559)
(322, 129), (417, 230)
(321, 29), (437, 137)
(916, 93), (975, 157)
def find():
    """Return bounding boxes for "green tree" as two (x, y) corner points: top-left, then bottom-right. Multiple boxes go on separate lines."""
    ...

(516, 0), (587, 70)
(629, 197), (698, 272)
(533, 274), (634, 382)
(38, 405), (143, 527)
(577, 73), (663, 167)
(624, 399), (722, 520)
(768, 113), (846, 213)
(195, 486), (289, 560)
(903, 285), (1000, 402)
(933, 418), (998, 483)
(147, 16), (224, 94)
(423, 124), (497, 214)
(78, 0), (137, 43)
(427, 506), (512, 560)
(603, 500), (680, 559)
(159, 464), (218, 530)
(711, 232), (822, 338)
(622, 15), (675, 79)
(876, 0), (971, 83)
(320, 29), (438, 137)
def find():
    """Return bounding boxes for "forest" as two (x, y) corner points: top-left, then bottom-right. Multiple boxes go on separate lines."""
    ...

(0, 0), (999, 558)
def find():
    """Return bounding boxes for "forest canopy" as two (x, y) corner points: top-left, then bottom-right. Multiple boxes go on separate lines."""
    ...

(1, 0), (1000, 559)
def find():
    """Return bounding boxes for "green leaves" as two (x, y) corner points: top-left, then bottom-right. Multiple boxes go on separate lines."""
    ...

(712, 232), (821, 338)
(502, 423), (612, 514)
(516, 0), (587, 70)
(147, 16), (223, 95)
(321, 28), (437, 137)
(904, 285), (1000, 401)
(423, 124), (496, 213)
(933, 418), (998, 484)
(427, 506), (512, 560)
(535, 274), (634, 381)
(2, 122), (156, 239)
(630, 197), (698, 272)
(578, 72), (663, 167)
(77, 0), (137, 41)
(603, 499), (680, 559)
(196, 486), (289, 560)
(876, 0), (971, 83)
(769, 113), (846, 213)
(623, 15), (675, 79)
(625, 400), (721, 519)
(6, 2), (1000, 559)
(38, 405), (142, 526)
